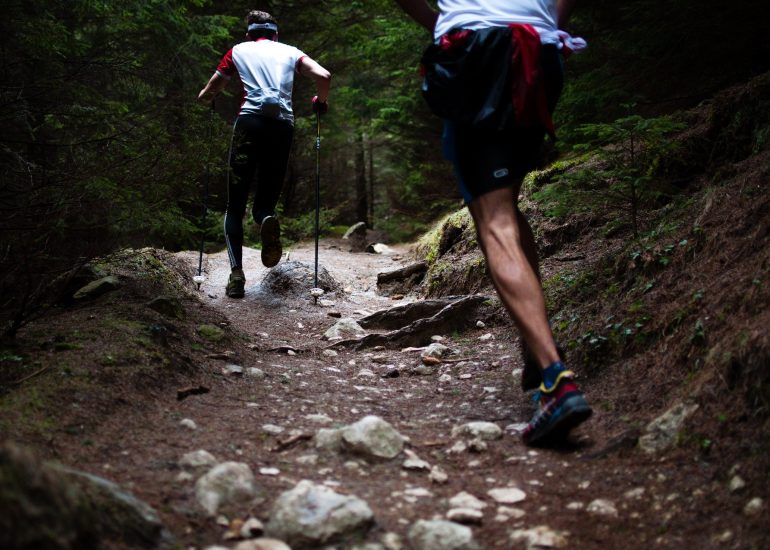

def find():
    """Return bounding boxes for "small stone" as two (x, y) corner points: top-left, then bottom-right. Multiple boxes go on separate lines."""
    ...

(510, 526), (567, 549)
(713, 530), (733, 543)
(180, 449), (218, 470)
(322, 349), (338, 357)
(487, 487), (526, 504)
(448, 440), (468, 454)
(404, 487), (433, 498)
(744, 497), (763, 516)
(420, 343), (450, 359)
(624, 487), (645, 500)
(357, 369), (377, 378)
(729, 475), (746, 492)
(259, 467), (280, 476)
(411, 365), (434, 376)
(587, 498), (618, 517)
(223, 364), (244, 376)
(495, 506), (526, 521)
(478, 333), (493, 341)
(430, 335), (445, 342)
(262, 424), (284, 435)
(180, 418), (197, 430)
(323, 318), (367, 340)
(566, 501), (584, 510)
(449, 491), (487, 510)
(408, 519), (478, 550)
(305, 413), (333, 424)
(216, 515), (231, 526)
(438, 373), (452, 383)
(246, 367), (266, 379)
(447, 507), (484, 525)
(319, 299), (335, 307)
(451, 421), (503, 441)
(429, 465), (449, 484)
(295, 454), (318, 465)
(402, 449), (431, 471)
(234, 539), (292, 550)
(459, 373), (473, 380)
(73, 276), (121, 300)
(381, 531), (404, 550)
(504, 423), (528, 434)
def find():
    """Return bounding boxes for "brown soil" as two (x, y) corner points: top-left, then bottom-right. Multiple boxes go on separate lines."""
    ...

(2, 74), (769, 550)
(1, 213), (768, 549)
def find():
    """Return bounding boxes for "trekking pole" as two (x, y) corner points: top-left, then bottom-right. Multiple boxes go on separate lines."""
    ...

(310, 110), (324, 305)
(194, 99), (215, 290)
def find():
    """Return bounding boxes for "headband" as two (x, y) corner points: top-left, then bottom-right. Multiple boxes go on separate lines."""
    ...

(247, 22), (278, 33)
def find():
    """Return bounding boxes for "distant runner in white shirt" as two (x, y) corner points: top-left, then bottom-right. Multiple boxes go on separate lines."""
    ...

(198, 10), (331, 298)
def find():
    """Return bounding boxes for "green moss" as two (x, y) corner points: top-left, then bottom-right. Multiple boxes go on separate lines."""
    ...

(416, 209), (473, 265)
(0, 385), (57, 437)
(197, 324), (225, 342)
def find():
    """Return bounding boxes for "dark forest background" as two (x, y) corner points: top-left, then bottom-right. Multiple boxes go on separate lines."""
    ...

(1, 0), (768, 337)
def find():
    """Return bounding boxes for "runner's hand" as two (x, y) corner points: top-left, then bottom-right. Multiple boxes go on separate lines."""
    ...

(312, 96), (328, 114)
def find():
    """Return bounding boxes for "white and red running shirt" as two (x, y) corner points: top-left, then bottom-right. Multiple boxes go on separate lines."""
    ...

(435, 0), (560, 44)
(216, 39), (307, 124)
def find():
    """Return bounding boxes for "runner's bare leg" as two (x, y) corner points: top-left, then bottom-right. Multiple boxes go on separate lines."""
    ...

(468, 185), (559, 370)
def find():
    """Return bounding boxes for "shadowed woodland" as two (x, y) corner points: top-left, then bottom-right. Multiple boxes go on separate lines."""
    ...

(1, 1), (769, 549)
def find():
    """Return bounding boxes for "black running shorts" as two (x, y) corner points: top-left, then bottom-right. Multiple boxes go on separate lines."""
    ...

(443, 44), (564, 203)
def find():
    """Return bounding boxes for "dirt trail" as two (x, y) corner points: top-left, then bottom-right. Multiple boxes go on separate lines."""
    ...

(46, 239), (762, 549)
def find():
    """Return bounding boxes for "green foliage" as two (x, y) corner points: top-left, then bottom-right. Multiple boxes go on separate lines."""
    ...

(0, 0), (234, 336)
(536, 107), (685, 236)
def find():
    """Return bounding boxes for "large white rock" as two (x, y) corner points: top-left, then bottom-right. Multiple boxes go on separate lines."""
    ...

(341, 415), (405, 460)
(408, 519), (479, 550)
(266, 480), (374, 546)
(195, 462), (257, 516)
(638, 401), (699, 454)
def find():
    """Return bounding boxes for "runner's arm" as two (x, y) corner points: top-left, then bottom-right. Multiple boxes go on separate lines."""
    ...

(298, 57), (332, 103)
(197, 73), (227, 104)
(557, 0), (579, 28)
(393, 0), (438, 32)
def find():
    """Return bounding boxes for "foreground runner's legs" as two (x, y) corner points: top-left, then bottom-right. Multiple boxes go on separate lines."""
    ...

(467, 186), (591, 445)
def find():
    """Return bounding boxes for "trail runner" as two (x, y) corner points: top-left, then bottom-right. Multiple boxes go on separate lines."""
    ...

(198, 10), (331, 298)
(394, 0), (592, 446)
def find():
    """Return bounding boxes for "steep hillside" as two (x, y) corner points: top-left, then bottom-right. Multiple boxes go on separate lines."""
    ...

(419, 71), (770, 466)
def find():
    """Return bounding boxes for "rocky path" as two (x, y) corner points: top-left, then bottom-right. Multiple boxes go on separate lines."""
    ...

(56, 240), (761, 549)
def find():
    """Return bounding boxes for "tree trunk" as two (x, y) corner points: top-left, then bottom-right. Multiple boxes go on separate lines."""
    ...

(367, 136), (375, 229)
(355, 132), (368, 226)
